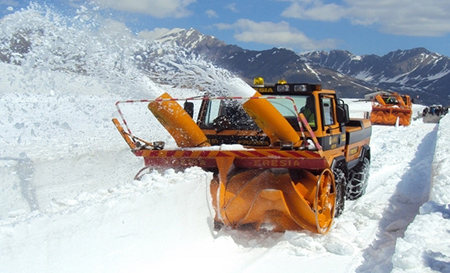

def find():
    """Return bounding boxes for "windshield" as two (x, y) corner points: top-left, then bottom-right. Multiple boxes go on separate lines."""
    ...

(265, 96), (306, 117)
(201, 95), (315, 130)
(264, 95), (316, 129)
(203, 99), (259, 130)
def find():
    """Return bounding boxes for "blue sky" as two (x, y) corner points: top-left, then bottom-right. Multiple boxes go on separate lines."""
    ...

(2, 0), (450, 57)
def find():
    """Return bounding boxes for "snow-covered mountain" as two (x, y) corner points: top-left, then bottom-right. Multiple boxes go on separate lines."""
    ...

(1, 4), (450, 273)
(301, 48), (450, 105)
(154, 28), (450, 106)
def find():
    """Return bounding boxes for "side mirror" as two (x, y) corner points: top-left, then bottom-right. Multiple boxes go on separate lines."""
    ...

(336, 99), (350, 125)
(184, 101), (194, 118)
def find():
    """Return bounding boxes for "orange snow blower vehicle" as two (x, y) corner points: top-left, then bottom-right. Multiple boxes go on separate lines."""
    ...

(370, 93), (413, 126)
(112, 78), (372, 234)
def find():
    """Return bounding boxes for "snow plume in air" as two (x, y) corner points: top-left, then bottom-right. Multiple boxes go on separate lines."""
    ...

(0, 2), (153, 98)
(0, 2), (256, 162)
(134, 39), (255, 97)
(0, 2), (253, 98)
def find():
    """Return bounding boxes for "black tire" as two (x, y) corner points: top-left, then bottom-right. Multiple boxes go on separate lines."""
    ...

(333, 167), (346, 218)
(346, 157), (370, 200)
(213, 220), (224, 231)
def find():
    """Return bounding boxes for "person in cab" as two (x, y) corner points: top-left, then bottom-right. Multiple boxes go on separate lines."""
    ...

(301, 96), (316, 128)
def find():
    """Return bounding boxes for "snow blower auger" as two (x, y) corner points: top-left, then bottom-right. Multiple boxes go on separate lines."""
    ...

(369, 93), (413, 126)
(112, 79), (372, 234)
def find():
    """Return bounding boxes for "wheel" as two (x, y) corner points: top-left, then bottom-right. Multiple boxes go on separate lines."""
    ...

(332, 167), (346, 217)
(346, 157), (370, 200)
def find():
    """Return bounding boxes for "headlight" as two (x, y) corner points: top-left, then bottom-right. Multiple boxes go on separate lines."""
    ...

(294, 84), (308, 92)
(277, 84), (290, 92)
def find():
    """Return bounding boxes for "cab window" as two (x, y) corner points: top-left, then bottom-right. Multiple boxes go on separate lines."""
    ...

(322, 98), (335, 126)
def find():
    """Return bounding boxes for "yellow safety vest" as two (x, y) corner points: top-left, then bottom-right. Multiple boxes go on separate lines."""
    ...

(302, 108), (316, 127)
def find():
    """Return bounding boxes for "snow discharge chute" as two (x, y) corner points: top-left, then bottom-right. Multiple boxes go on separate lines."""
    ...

(147, 92), (211, 148)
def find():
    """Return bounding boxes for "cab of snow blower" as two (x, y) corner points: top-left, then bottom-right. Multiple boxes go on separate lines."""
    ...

(370, 92), (413, 126)
(112, 78), (372, 234)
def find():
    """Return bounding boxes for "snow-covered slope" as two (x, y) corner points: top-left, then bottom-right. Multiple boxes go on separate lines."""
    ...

(1, 4), (450, 273)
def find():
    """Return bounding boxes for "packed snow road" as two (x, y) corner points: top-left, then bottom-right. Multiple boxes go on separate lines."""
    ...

(343, 122), (437, 272)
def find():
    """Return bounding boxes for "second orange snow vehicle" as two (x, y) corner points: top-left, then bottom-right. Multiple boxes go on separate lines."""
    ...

(113, 79), (372, 234)
(370, 93), (413, 126)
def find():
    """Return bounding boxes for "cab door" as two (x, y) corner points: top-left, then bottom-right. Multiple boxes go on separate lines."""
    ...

(319, 95), (345, 152)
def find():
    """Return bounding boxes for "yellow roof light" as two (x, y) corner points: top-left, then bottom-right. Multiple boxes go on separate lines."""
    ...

(253, 77), (264, 86)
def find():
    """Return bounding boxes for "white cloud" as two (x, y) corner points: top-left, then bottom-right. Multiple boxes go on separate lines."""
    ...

(138, 28), (171, 40)
(93, 0), (196, 18)
(205, 9), (218, 18)
(225, 3), (238, 13)
(280, 0), (450, 36)
(216, 19), (337, 50)
(281, 1), (347, 22)
(98, 19), (134, 38)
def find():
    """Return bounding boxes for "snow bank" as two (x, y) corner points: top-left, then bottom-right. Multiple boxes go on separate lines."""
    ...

(391, 115), (450, 273)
